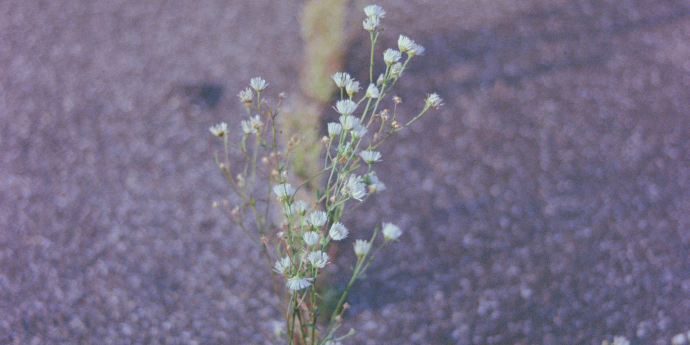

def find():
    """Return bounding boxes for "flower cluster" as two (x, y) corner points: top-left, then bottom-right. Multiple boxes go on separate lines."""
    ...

(208, 5), (441, 345)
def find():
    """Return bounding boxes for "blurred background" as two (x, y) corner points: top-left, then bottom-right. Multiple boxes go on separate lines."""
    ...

(2, 0), (690, 344)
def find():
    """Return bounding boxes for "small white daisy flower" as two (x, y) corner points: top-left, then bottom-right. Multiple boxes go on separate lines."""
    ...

(327, 123), (343, 137)
(359, 150), (382, 164)
(324, 341), (343, 345)
(241, 121), (252, 134)
(209, 122), (228, 137)
(250, 77), (268, 91)
(376, 73), (385, 86)
(343, 175), (367, 201)
(345, 79), (360, 97)
(331, 72), (351, 88)
(362, 16), (379, 32)
(329, 222), (349, 241)
(351, 124), (368, 139)
(335, 99), (358, 116)
(339, 115), (361, 132)
(307, 250), (330, 268)
(382, 222), (402, 241)
(365, 84), (380, 98)
(398, 35), (415, 53)
(425, 93), (443, 109)
(364, 4), (385, 18)
(241, 115), (263, 135)
(365, 172), (386, 193)
(238, 88), (253, 103)
(303, 231), (320, 246)
(612, 336), (630, 345)
(307, 211), (328, 228)
(353, 239), (371, 257)
(273, 256), (292, 275)
(383, 49), (402, 65)
(273, 184), (295, 202)
(370, 181), (386, 193)
(293, 200), (308, 215)
(408, 43), (425, 57)
(286, 276), (313, 291)
(390, 62), (403, 79)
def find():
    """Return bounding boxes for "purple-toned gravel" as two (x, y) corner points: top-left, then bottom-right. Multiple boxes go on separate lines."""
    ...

(2, 0), (690, 344)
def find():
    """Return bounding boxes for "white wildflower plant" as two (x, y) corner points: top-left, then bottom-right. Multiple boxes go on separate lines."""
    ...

(208, 5), (441, 345)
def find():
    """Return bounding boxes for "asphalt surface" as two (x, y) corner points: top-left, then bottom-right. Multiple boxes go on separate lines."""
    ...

(2, 0), (690, 344)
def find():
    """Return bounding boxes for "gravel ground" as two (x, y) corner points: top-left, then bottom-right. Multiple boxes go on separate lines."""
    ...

(2, 0), (690, 344)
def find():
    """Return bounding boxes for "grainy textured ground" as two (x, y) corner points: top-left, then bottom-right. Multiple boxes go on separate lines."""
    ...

(2, 0), (690, 344)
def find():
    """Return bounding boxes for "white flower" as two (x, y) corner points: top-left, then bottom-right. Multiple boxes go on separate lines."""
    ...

(353, 239), (371, 257)
(382, 222), (402, 241)
(307, 250), (330, 268)
(425, 93), (443, 109)
(307, 211), (328, 228)
(365, 172), (385, 193)
(339, 115), (361, 131)
(241, 115), (263, 135)
(345, 79), (360, 97)
(273, 257), (292, 275)
(335, 99), (358, 116)
(328, 123), (343, 137)
(343, 175), (367, 201)
(303, 231), (320, 246)
(383, 49), (402, 65)
(398, 35), (415, 53)
(351, 124), (368, 139)
(612, 336), (630, 345)
(324, 341), (343, 345)
(359, 150), (381, 164)
(293, 200), (308, 215)
(331, 72), (351, 88)
(365, 84), (380, 98)
(209, 122), (228, 137)
(362, 16), (379, 32)
(286, 276), (313, 291)
(329, 222), (349, 241)
(376, 73), (385, 86)
(238, 88), (253, 103)
(672, 334), (688, 345)
(364, 5), (385, 18)
(273, 183), (295, 202)
(250, 77), (268, 91)
(408, 43), (425, 57)
(390, 62), (403, 78)
(370, 181), (386, 193)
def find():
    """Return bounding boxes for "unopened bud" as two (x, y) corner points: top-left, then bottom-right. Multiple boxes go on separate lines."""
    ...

(393, 96), (402, 104)
(212, 201), (219, 208)
(321, 136), (330, 145)
(261, 236), (269, 245)
(262, 156), (269, 166)
(236, 174), (245, 188)
(330, 196), (337, 203)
